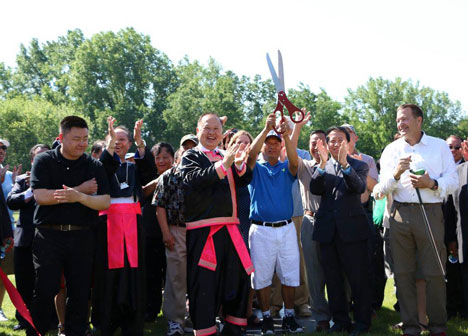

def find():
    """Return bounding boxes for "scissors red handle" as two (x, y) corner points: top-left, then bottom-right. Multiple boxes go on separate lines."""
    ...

(273, 91), (305, 134)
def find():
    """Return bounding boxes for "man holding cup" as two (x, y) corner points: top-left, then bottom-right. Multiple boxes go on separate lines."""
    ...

(379, 104), (458, 336)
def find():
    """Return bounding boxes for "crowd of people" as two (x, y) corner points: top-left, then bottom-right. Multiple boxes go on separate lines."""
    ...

(0, 103), (467, 336)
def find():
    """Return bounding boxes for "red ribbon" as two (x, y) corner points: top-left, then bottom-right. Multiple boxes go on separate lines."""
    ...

(0, 266), (40, 335)
(99, 203), (141, 269)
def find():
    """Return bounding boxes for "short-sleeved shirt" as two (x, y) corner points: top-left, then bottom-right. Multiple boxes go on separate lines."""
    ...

(30, 146), (110, 227)
(297, 158), (321, 213)
(152, 166), (185, 227)
(357, 152), (378, 204)
(1, 168), (14, 224)
(249, 160), (296, 222)
(292, 149), (311, 217)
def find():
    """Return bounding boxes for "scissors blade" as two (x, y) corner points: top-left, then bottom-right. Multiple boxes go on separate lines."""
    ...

(266, 53), (282, 93)
(277, 50), (285, 92)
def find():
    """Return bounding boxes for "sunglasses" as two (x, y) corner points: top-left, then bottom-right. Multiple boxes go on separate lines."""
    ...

(0, 145), (7, 150)
(449, 146), (461, 150)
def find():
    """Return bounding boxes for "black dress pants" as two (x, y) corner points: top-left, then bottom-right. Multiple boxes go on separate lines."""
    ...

(14, 244), (35, 326)
(320, 235), (372, 330)
(26, 228), (94, 336)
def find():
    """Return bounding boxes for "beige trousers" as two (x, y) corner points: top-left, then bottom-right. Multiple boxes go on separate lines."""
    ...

(389, 202), (446, 335)
(162, 226), (187, 325)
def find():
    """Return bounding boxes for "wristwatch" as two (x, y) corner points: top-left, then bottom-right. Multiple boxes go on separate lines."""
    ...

(430, 179), (439, 191)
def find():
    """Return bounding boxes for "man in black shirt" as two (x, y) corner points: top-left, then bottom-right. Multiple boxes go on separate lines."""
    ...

(27, 116), (110, 336)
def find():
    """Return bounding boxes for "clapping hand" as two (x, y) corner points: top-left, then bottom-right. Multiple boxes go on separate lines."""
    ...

(317, 139), (329, 169)
(12, 164), (22, 182)
(0, 165), (8, 183)
(234, 143), (250, 166)
(338, 141), (349, 167)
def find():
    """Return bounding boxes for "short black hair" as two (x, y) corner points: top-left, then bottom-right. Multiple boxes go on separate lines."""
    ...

(398, 104), (424, 121)
(310, 129), (326, 137)
(91, 140), (106, 154)
(29, 144), (50, 160)
(325, 126), (350, 143)
(151, 142), (175, 158)
(59, 116), (88, 135)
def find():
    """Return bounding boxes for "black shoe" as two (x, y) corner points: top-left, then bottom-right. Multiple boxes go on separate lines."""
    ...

(261, 316), (275, 335)
(220, 322), (244, 336)
(349, 329), (368, 336)
(13, 324), (26, 331)
(282, 315), (303, 333)
(328, 323), (351, 333)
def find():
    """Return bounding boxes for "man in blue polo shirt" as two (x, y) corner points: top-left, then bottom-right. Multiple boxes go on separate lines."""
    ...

(247, 113), (301, 335)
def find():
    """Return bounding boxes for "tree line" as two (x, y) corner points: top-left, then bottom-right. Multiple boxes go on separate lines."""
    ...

(0, 28), (466, 169)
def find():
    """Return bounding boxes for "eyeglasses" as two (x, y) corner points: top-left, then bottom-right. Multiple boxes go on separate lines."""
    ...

(0, 145), (7, 150)
(449, 146), (461, 150)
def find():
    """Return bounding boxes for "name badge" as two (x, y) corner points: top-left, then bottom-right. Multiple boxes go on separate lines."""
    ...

(120, 182), (129, 190)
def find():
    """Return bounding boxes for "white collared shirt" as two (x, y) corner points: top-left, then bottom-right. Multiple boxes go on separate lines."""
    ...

(378, 132), (458, 203)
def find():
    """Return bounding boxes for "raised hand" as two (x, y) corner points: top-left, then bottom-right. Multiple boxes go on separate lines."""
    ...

(0, 165), (9, 183)
(266, 113), (276, 131)
(317, 139), (329, 169)
(107, 116), (116, 141)
(298, 108), (311, 126)
(223, 143), (239, 169)
(338, 141), (349, 167)
(134, 119), (144, 146)
(234, 143), (250, 166)
(12, 164), (22, 182)
(462, 140), (468, 161)
(278, 119), (291, 135)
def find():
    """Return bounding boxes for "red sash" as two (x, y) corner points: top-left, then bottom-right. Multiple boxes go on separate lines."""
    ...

(186, 159), (253, 276)
(99, 202), (141, 269)
(0, 267), (40, 335)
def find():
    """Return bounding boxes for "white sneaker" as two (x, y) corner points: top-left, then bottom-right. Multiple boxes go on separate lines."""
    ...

(167, 320), (184, 336)
(0, 309), (8, 322)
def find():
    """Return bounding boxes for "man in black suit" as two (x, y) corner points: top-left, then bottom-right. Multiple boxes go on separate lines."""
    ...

(310, 126), (372, 336)
(7, 144), (50, 330)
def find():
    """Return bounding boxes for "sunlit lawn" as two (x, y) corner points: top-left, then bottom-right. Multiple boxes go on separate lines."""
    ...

(0, 277), (466, 335)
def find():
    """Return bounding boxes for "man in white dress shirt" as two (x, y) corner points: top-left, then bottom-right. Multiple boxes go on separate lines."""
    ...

(379, 104), (458, 336)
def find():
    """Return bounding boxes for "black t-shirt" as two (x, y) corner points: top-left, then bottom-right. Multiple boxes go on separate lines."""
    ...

(30, 146), (110, 227)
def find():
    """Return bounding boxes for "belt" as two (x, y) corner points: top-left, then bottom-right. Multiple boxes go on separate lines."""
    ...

(252, 219), (291, 228)
(394, 200), (442, 206)
(304, 210), (315, 217)
(41, 224), (89, 231)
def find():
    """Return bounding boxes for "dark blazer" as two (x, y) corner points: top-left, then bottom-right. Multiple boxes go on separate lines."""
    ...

(0, 184), (13, 243)
(7, 174), (35, 247)
(310, 156), (371, 243)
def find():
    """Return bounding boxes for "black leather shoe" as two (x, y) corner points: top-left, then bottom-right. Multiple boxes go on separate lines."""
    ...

(328, 323), (350, 333)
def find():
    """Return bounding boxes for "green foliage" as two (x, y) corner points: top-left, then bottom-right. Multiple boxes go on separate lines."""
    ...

(343, 77), (465, 159)
(0, 28), (465, 163)
(69, 28), (177, 140)
(0, 97), (82, 170)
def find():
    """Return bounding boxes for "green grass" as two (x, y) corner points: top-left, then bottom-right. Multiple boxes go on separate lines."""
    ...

(0, 277), (466, 335)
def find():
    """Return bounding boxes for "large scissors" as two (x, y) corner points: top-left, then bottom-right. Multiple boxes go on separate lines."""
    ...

(266, 50), (304, 134)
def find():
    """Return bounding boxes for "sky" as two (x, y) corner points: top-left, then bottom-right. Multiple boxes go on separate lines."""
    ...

(1, 0), (467, 113)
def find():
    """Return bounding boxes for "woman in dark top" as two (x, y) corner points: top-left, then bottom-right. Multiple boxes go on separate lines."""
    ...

(142, 142), (175, 322)
(92, 117), (154, 336)
(227, 130), (261, 327)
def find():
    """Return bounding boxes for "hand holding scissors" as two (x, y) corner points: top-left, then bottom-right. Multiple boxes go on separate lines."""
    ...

(266, 50), (305, 134)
